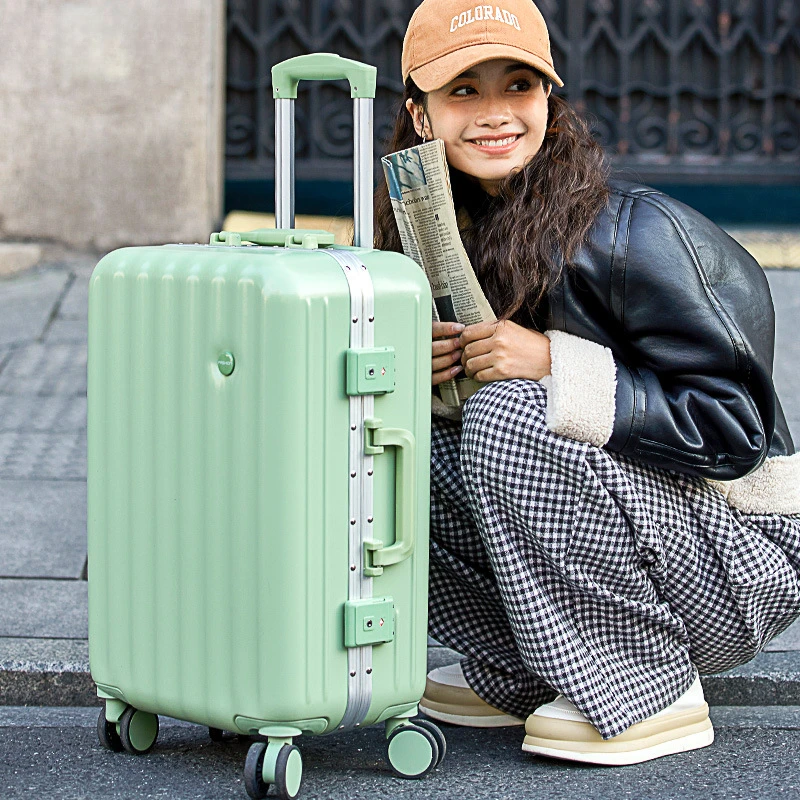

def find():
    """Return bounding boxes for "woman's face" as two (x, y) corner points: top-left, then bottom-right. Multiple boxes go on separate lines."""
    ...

(406, 59), (551, 196)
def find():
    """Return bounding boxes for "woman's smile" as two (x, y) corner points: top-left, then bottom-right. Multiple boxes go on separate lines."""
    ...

(468, 132), (525, 154)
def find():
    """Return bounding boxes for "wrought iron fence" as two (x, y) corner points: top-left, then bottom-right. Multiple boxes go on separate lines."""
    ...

(226, 0), (800, 188)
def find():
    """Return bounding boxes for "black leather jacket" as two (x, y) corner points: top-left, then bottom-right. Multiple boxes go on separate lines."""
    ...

(546, 179), (795, 480)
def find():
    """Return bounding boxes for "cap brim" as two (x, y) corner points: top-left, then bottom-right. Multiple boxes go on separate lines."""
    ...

(409, 43), (564, 91)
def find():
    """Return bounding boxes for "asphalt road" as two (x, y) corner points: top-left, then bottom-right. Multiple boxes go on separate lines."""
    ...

(2, 707), (799, 799)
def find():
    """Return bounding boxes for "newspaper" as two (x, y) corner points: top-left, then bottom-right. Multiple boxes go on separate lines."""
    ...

(381, 139), (496, 407)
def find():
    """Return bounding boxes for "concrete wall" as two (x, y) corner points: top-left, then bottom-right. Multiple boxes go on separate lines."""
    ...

(0, 0), (226, 251)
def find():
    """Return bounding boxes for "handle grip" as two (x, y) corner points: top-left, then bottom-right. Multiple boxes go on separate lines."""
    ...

(272, 53), (377, 99)
(364, 420), (416, 573)
(210, 229), (335, 249)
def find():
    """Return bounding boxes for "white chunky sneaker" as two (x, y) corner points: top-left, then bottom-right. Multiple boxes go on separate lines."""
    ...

(522, 676), (714, 766)
(418, 662), (525, 728)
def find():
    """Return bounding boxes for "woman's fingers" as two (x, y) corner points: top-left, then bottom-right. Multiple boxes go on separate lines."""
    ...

(459, 320), (497, 345)
(464, 352), (494, 379)
(432, 362), (463, 386)
(432, 351), (462, 376)
(462, 337), (493, 361)
(432, 321), (464, 384)
(432, 336), (461, 357)
(433, 321), (465, 339)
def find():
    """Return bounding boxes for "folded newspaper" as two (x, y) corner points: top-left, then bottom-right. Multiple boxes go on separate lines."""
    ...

(382, 139), (496, 407)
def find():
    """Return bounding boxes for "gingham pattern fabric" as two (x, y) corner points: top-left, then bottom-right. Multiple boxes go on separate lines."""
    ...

(428, 379), (800, 739)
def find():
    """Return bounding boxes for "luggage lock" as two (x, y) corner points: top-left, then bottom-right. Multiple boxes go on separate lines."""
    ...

(344, 597), (395, 647)
(346, 348), (395, 395)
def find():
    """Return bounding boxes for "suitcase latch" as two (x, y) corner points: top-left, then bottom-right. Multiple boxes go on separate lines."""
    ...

(346, 348), (395, 395)
(344, 598), (395, 647)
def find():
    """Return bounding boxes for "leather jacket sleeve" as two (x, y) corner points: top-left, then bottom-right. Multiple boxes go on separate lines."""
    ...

(590, 190), (780, 479)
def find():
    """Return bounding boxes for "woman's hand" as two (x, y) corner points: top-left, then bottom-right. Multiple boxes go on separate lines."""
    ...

(432, 320), (465, 386)
(459, 320), (552, 382)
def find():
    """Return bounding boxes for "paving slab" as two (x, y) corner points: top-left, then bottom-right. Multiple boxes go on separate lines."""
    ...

(0, 579), (87, 639)
(0, 394), (86, 433)
(43, 319), (88, 346)
(0, 342), (87, 395)
(765, 618), (800, 651)
(58, 275), (90, 320)
(0, 270), (70, 349)
(0, 480), (86, 578)
(766, 269), (800, 443)
(0, 431), (86, 480)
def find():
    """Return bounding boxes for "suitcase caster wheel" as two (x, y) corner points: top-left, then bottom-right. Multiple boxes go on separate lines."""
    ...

(245, 741), (303, 800)
(118, 707), (159, 755)
(272, 744), (303, 800)
(412, 719), (446, 767)
(386, 723), (439, 779)
(244, 742), (270, 799)
(97, 707), (123, 752)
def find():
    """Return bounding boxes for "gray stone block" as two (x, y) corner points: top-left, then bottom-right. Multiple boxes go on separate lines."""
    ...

(0, 1), (225, 251)
(0, 480), (86, 578)
(0, 431), (86, 480)
(0, 342), (86, 395)
(0, 638), (93, 706)
(0, 270), (69, 349)
(0, 579), (87, 638)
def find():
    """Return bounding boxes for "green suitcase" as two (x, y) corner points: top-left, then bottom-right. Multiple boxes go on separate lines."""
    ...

(87, 54), (440, 799)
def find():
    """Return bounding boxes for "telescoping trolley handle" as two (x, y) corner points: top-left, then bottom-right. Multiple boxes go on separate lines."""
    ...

(272, 54), (377, 248)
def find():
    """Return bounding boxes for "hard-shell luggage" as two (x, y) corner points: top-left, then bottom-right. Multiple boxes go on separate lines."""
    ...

(87, 54), (441, 799)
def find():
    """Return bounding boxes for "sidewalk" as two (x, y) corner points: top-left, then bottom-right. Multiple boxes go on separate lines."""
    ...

(1, 245), (800, 710)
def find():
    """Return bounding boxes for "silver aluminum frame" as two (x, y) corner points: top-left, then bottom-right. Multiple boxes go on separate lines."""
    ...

(275, 96), (373, 248)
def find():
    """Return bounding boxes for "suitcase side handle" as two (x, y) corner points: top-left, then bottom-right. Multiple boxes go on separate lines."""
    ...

(364, 420), (416, 574)
(272, 53), (377, 100)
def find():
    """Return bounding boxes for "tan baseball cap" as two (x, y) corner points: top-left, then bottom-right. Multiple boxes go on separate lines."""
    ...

(402, 0), (563, 92)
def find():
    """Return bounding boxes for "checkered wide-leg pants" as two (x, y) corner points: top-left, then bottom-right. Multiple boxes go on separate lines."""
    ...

(428, 379), (800, 739)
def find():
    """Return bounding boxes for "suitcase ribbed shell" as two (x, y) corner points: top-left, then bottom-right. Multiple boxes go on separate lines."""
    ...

(88, 243), (431, 734)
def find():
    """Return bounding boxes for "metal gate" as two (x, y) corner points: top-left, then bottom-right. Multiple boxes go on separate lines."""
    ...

(225, 0), (800, 205)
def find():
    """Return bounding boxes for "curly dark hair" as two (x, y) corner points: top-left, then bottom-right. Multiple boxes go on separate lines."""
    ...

(372, 74), (610, 326)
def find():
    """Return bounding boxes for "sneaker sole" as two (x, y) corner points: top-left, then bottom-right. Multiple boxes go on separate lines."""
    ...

(522, 720), (714, 766)
(419, 701), (525, 728)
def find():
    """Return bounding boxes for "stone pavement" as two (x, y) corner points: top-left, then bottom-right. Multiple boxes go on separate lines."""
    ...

(0, 252), (800, 794)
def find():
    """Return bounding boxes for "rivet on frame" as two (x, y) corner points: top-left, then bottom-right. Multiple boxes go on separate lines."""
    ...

(350, 519), (357, 526)
(367, 470), (373, 477)
(350, 671), (356, 677)
(367, 517), (373, 523)
(350, 564), (356, 571)
(351, 471), (357, 478)
(366, 668), (373, 674)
